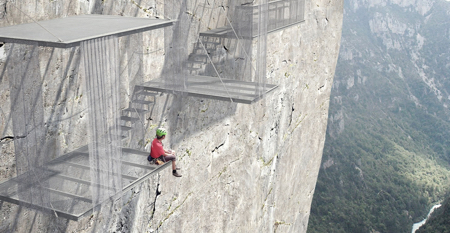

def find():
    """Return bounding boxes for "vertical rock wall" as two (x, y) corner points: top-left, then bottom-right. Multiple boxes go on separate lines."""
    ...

(0, 0), (343, 232)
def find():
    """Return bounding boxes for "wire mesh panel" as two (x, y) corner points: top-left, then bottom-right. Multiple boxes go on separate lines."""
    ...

(0, 14), (176, 220)
(152, 0), (306, 103)
(163, 0), (190, 93)
(5, 42), (53, 213)
(81, 35), (123, 207)
(266, 0), (306, 32)
(256, 0), (269, 97)
(0, 36), (147, 220)
(119, 33), (150, 150)
(202, 0), (268, 97)
(2, 43), (94, 218)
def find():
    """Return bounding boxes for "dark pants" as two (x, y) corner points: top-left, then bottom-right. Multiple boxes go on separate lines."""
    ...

(148, 155), (176, 164)
(158, 155), (176, 162)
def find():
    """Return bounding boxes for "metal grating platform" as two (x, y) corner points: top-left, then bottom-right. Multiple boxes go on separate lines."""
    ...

(0, 14), (174, 47)
(200, 0), (305, 38)
(139, 75), (278, 104)
(199, 19), (304, 38)
(0, 146), (170, 220)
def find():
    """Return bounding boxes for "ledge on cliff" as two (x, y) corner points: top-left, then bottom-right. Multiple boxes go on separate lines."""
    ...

(139, 76), (278, 104)
(0, 14), (174, 48)
(0, 146), (170, 221)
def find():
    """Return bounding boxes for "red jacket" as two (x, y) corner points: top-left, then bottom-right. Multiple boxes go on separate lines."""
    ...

(150, 138), (165, 159)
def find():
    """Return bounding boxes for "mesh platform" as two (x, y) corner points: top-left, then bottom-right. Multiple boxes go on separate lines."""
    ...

(0, 13), (175, 221)
(0, 146), (170, 221)
(164, 0), (304, 103)
(200, 0), (305, 38)
(0, 14), (174, 47)
(139, 76), (278, 104)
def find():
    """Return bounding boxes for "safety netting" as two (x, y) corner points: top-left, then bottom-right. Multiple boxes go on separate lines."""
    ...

(0, 31), (169, 221)
(1, 42), (96, 219)
(147, 0), (304, 103)
(81, 36), (123, 208)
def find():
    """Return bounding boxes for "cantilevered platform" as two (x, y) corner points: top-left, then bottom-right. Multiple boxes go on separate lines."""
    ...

(200, 0), (304, 38)
(199, 26), (233, 38)
(0, 14), (174, 47)
(199, 19), (304, 38)
(139, 75), (278, 104)
(0, 146), (170, 220)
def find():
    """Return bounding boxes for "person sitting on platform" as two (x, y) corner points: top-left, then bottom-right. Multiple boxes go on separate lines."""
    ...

(150, 128), (182, 177)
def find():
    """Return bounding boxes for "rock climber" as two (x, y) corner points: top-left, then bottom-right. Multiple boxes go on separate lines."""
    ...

(150, 128), (182, 177)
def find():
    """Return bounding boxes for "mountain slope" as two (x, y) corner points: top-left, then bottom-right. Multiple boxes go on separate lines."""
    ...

(308, 0), (450, 232)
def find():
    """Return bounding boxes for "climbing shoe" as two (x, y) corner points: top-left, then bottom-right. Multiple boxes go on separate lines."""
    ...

(173, 171), (182, 177)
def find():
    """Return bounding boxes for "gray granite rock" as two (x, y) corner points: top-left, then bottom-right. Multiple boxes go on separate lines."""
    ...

(0, 0), (343, 232)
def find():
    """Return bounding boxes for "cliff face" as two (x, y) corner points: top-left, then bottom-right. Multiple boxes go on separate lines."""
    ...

(0, 0), (343, 232)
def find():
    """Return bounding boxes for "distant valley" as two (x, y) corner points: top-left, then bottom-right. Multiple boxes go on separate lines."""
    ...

(308, 0), (450, 232)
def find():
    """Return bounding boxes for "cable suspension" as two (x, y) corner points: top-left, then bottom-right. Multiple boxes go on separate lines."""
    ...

(197, 37), (234, 103)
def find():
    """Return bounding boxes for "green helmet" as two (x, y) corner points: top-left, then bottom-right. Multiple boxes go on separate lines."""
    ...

(156, 128), (167, 137)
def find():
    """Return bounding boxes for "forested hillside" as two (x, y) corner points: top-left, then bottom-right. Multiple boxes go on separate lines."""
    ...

(308, 0), (450, 232)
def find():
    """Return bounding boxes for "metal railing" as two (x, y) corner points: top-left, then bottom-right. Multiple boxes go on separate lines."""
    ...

(235, 0), (305, 38)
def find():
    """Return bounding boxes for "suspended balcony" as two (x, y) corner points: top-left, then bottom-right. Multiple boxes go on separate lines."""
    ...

(0, 14), (174, 47)
(0, 146), (170, 220)
(0, 14), (174, 220)
(139, 75), (277, 104)
(147, 0), (305, 104)
(200, 0), (306, 39)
